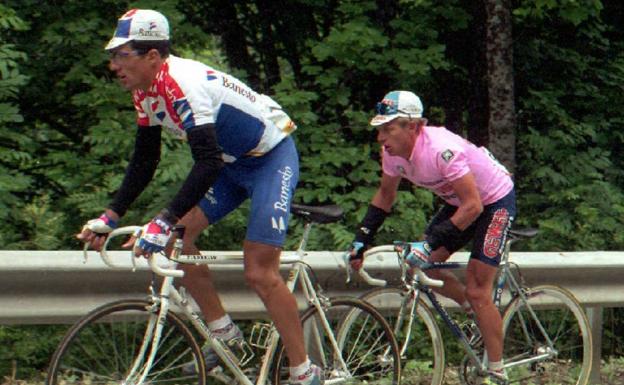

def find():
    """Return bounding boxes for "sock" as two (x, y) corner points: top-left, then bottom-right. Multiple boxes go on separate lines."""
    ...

(462, 300), (473, 315)
(290, 357), (311, 379)
(208, 314), (236, 339)
(488, 360), (504, 372)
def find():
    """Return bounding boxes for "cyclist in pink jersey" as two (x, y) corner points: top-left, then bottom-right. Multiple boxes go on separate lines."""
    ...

(76, 9), (320, 385)
(347, 90), (515, 385)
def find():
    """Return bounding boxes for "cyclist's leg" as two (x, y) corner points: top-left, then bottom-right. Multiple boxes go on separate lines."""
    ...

(425, 204), (473, 307)
(427, 247), (468, 306)
(177, 207), (226, 321)
(243, 241), (306, 366)
(179, 171), (247, 323)
(237, 137), (307, 367)
(465, 259), (501, 361)
(465, 189), (515, 368)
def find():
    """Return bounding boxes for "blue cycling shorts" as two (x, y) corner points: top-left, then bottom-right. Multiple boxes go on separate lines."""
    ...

(198, 136), (299, 247)
(425, 189), (516, 266)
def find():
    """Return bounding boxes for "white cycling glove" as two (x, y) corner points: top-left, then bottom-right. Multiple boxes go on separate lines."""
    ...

(84, 213), (118, 234)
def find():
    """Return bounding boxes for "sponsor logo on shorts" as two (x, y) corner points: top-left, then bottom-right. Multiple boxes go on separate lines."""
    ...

(273, 166), (293, 213)
(272, 216), (286, 233)
(272, 166), (294, 233)
(204, 187), (218, 205)
(483, 208), (510, 258)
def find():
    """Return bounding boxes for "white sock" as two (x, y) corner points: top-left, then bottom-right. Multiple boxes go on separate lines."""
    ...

(462, 300), (473, 315)
(208, 314), (235, 338)
(488, 360), (504, 372)
(290, 357), (311, 379)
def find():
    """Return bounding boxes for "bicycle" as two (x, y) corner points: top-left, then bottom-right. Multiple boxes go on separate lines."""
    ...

(352, 229), (592, 385)
(46, 203), (401, 385)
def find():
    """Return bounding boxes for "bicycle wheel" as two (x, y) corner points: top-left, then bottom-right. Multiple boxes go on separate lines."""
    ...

(272, 296), (401, 385)
(47, 299), (206, 385)
(362, 288), (445, 385)
(501, 285), (592, 385)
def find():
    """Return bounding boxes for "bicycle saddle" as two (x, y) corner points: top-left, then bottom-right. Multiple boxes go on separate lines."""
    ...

(290, 203), (344, 224)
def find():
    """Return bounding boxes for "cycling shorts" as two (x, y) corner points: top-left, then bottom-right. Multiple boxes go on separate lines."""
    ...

(198, 136), (299, 247)
(425, 189), (516, 266)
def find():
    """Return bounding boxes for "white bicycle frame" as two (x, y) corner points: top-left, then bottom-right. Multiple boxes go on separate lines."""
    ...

(95, 222), (360, 385)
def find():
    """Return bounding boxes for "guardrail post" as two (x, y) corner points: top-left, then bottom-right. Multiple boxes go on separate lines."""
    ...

(586, 306), (603, 385)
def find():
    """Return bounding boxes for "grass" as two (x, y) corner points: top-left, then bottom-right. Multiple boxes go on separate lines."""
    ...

(3, 357), (624, 385)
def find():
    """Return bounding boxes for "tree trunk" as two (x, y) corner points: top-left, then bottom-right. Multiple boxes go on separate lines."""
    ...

(484, 0), (517, 173)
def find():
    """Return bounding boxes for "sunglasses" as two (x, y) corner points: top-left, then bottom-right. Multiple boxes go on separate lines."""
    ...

(108, 50), (146, 63)
(375, 101), (410, 116)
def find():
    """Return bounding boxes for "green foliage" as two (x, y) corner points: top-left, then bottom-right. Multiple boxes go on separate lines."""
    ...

(0, 325), (65, 379)
(1, 0), (624, 379)
(512, 0), (624, 250)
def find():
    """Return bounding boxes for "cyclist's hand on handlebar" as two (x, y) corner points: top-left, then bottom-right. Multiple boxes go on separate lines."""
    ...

(134, 214), (173, 257)
(345, 241), (367, 270)
(76, 212), (119, 251)
(405, 241), (432, 268)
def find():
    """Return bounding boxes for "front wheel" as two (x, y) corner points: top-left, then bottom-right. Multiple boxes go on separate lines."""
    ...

(502, 285), (592, 385)
(361, 287), (445, 385)
(46, 299), (206, 385)
(272, 297), (401, 385)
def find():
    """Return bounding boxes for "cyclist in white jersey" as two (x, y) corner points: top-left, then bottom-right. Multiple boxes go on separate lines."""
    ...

(76, 9), (320, 385)
(347, 91), (516, 385)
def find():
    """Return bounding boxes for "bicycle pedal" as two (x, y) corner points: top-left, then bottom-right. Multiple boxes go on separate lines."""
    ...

(249, 322), (273, 349)
(207, 366), (233, 383)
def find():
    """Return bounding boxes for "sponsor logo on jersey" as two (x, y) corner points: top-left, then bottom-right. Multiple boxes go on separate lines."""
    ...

(483, 208), (510, 258)
(222, 76), (256, 103)
(441, 149), (455, 162)
(206, 70), (218, 81)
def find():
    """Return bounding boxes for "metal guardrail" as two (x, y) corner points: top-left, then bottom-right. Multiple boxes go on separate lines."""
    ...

(2, 249), (621, 384)
(1, 249), (623, 324)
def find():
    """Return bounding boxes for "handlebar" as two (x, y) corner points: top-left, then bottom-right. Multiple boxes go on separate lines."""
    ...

(349, 244), (444, 288)
(88, 225), (185, 278)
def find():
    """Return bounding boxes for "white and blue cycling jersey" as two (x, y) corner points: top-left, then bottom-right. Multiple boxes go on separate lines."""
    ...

(132, 55), (296, 162)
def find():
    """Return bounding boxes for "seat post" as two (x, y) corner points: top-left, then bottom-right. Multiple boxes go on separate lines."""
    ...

(296, 222), (314, 256)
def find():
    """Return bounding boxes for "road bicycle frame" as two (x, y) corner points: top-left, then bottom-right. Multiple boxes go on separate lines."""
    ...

(363, 230), (558, 375)
(98, 221), (352, 385)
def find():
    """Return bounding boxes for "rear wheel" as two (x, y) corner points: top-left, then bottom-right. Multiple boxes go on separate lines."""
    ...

(502, 285), (592, 385)
(273, 297), (401, 385)
(46, 299), (206, 385)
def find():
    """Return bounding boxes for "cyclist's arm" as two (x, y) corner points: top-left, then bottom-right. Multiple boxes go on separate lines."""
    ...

(448, 172), (483, 230)
(108, 125), (162, 217)
(371, 172), (401, 211)
(165, 123), (223, 220)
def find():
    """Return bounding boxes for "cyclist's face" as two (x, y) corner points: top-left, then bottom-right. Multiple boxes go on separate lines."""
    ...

(376, 119), (417, 159)
(108, 44), (156, 91)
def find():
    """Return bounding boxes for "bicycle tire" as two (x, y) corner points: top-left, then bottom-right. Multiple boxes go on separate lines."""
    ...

(361, 287), (445, 385)
(272, 296), (401, 385)
(46, 299), (207, 385)
(501, 285), (592, 385)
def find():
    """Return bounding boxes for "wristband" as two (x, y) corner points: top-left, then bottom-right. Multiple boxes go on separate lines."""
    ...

(355, 204), (389, 245)
(426, 219), (462, 250)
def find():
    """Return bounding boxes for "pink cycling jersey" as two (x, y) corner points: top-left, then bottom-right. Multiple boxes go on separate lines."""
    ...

(382, 126), (513, 206)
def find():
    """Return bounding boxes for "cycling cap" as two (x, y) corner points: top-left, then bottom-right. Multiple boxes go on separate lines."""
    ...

(105, 9), (170, 50)
(370, 90), (424, 126)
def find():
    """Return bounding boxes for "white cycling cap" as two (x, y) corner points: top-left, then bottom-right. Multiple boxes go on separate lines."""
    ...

(105, 9), (170, 50)
(370, 90), (424, 126)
